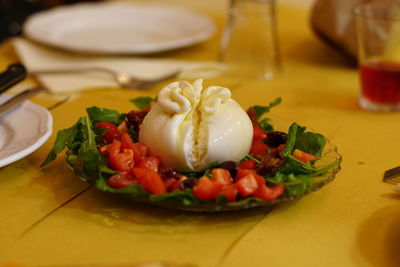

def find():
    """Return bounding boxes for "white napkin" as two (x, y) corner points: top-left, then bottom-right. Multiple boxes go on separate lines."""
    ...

(12, 38), (224, 93)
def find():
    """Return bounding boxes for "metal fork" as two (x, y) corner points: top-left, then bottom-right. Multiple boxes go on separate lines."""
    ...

(30, 67), (180, 89)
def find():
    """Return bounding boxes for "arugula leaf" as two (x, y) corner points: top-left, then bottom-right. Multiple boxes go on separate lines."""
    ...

(283, 122), (326, 158)
(271, 122), (333, 196)
(241, 154), (261, 164)
(259, 117), (274, 132)
(128, 127), (138, 142)
(130, 97), (155, 110)
(86, 106), (124, 125)
(41, 119), (81, 167)
(226, 197), (262, 207)
(283, 123), (306, 156)
(79, 116), (98, 153)
(253, 97), (282, 119)
(294, 132), (326, 157)
(96, 177), (149, 198)
(149, 189), (197, 205)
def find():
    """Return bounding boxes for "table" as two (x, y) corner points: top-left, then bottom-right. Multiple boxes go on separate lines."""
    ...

(0, 1), (399, 266)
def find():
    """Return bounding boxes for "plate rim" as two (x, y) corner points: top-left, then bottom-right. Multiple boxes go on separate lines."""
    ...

(23, 2), (216, 55)
(0, 95), (53, 168)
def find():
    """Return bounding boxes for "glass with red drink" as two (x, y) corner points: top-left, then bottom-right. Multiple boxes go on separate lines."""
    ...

(353, 2), (400, 111)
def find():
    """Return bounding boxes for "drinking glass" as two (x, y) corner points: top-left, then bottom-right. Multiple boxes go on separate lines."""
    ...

(353, 1), (400, 111)
(219, 0), (280, 80)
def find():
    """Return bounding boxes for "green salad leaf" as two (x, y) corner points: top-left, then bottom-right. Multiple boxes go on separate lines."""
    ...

(267, 122), (332, 196)
(149, 189), (197, 206)
(40, 122), (80, 167)
(86, 106), (124, 125)
(130, 97), (155, 110)
(253, 97), (282, 119)
(253, 97), (281, 131)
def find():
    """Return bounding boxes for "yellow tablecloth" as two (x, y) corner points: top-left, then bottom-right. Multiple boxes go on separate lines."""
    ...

(1, 1), (400, 267)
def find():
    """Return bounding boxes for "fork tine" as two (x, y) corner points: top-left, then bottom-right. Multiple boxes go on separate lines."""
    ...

(383, 166), (400, 184)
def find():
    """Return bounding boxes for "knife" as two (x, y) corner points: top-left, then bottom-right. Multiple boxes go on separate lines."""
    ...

(0, 63), (28, 94)
(0, 87), (44, 115)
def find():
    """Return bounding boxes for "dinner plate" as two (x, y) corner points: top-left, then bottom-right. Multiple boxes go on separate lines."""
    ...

(0, 95), (52, 168)
(23, 2), (215, 55)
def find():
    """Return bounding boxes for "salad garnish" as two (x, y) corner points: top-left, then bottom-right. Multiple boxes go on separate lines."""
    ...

(41, 97), (340, 208)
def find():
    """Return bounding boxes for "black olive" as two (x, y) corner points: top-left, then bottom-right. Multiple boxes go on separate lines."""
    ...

(181, 178), (197, 189)
(219, 161), (238, 178)
(158, 166), (177, 179)
(266, 131), (288, 147)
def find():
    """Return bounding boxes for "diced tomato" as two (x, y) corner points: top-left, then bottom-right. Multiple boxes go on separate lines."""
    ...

(132, 143), (148, 164)
(217, 184), (238, 202)
(253, 184), (285, 201)
(235, 174), (259, 197)
(120, 132), (135, 150)
(96, 122), (120, 144)
(131, 167), (166, 195)
(239, 159), (256, 169)
(98, 144), (110, 156)
(250, 141), (269, 157)
(120, 132), (148, 164)
(254, 174), (266, 187)
(106, 172), (138, 188)
(169, 177), (184, 192)
(192, 176), (222, 201)
(107, 140), (135, 172)
(236, 168), (257, 180)
(253, 125), (267, 141)
(236, 168), (265, 186)
(292, 149), (318, 163)
(164, 177), (178, 192)
(211, 168), (232, 185)
(137, 156), (160, 172)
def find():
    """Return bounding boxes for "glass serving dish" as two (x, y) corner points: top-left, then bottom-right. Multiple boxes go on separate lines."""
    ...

(70, 139), (341, 213)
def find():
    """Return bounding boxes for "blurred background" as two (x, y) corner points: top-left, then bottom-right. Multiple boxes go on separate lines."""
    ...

(0, 0), (101, 42)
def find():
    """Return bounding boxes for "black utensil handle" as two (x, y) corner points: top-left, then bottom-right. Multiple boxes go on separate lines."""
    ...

(0, 63), (27, 94)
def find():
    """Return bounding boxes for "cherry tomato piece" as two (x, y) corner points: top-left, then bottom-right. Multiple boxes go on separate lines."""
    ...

(107, 172), (138, 189)
(96, 122), (120, 144)
(131, 167), (166, 195)
(192, 176), (222, 201)
(120, 132), (148, 164)
(211, 168), (232, 185)
(250, 141), (269, 157)
(107, 140), (135, 172)
(253, 184), (285, 201)
(239, 159), (256, 169)
(235, 174), (259, 197)
(292, 149), (318, 163)
(137, 156), (161, 172)
(253, 125), (267, 141)
(236, 168), (257, 180)
(217, 184), (238, 202)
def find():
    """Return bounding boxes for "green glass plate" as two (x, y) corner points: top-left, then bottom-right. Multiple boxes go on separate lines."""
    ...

(70, 140), (341, 212)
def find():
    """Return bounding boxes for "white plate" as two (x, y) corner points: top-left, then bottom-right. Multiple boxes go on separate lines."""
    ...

(0, 95), (53, 168)
(23, 2), (215, 55)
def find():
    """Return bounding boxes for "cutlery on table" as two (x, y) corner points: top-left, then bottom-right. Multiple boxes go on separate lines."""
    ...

(30, 67), (181, 89)
(0, 86), (44, 115)
(0, 63), (27, 93)
(0, 63), (44, 115)
(383, 166), (400, 185)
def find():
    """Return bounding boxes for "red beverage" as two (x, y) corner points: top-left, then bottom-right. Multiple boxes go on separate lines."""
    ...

(359, 60), (400, 104)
